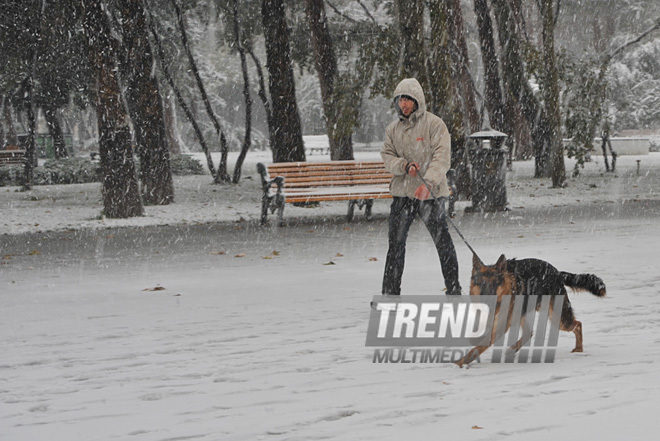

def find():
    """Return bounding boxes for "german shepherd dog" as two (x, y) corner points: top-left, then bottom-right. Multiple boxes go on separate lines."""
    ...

(456, 254), (606, 367)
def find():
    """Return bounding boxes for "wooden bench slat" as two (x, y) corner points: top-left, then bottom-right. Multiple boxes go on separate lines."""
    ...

(284, 193), (393, 203)
(268, 160), (384, 167)
(268, 169), (389, 178)
(267, 163), (386, 172)
(280, 173), (390, 182)
(278, 179), (391, 189)
(283, 184), (390, 194)
(272, 174), (391, 183)
(267, 166), (391, 173)
(268, 162), (386, 169)
(268, 170), (391, 179)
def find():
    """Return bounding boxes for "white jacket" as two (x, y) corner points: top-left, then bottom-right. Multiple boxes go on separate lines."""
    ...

(381, 78), (451, 199)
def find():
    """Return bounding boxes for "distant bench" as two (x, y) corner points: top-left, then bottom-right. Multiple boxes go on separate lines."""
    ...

(0, 150), (26, 166)
(305, 147), (329, 156)
(257, 161), (456, 226)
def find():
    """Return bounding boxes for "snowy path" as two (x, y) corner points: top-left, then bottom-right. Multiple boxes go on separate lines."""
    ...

(2, 199), (660, 440)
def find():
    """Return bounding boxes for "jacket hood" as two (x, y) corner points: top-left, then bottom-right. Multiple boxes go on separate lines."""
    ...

(393, 78), (426, 119)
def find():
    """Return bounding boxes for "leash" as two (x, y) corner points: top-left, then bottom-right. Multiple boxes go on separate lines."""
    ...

(416, 170), (482, 262)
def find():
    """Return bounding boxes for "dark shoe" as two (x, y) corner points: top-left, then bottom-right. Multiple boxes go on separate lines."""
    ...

(371, 294), (400, 310)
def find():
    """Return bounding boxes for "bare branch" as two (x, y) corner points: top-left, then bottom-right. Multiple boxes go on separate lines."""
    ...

(144, 2), (217, 177)
(170, 0), (230, 182)
(602, 17), (660, 67)
(356, 0), (377, 24)
(325, 0), (358, 24)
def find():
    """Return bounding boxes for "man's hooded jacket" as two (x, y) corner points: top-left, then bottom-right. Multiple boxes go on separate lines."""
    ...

(381, 78), (451, 199)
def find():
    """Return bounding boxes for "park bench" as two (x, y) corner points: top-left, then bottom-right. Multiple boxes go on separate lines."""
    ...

(257, 160), (456, 226)
(0, 149), (26, 166)
(305, 146), (329, 156)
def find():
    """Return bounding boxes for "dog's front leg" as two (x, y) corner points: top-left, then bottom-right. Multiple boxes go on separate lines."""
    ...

(455, 345), (489, 368)
(509, 315), (534, 352)
(510, 332), (534, 352)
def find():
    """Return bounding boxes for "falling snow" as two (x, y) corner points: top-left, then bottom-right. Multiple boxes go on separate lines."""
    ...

(2, 147), (659, 440)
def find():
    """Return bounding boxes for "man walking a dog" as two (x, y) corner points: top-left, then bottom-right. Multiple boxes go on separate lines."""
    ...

(381, 78), (462, 296)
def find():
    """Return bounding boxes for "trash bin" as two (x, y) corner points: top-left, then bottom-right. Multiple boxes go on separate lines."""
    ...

(467, 129), (508, 212)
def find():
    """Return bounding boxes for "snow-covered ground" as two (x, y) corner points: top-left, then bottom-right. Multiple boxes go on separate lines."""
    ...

(1, 148), (659, 440)
(2, 148), (657, 234)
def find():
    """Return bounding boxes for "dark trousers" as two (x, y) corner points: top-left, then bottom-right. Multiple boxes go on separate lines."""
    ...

(382, 196), (461, 295)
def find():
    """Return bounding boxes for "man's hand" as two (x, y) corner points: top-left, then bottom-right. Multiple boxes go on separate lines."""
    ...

(414, 184), (431, 200)
(406, 162), (419, 177)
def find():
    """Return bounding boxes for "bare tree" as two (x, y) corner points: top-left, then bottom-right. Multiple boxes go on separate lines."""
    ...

(22, 0), (43, 190)
(118, 0), (175, 205)
(304, 0), (355, 160)
(149, 20), (217, 178)
(396, 0), (428, 89)
(245, 45), (273, 148)
(22, 77), (37, 190)
(447, 0), (480, 134)
(261, 0), (306, 163)
(474, 0), (506, 132)
(82, 0), (144, 218)
(427, 0), (471, 197)
(42, 103), (68, 159)
(492, 0), (551, 177)
(171, 0), (231, 182)
(162, 92), (183, 155)
(0, 98), (4, 148)
(588, 18), (660, 141)
(564, 16), (660, 175)
(229, 0), (253, 183)
(540, 0), (566, 188)
(2, 97), (19, 147)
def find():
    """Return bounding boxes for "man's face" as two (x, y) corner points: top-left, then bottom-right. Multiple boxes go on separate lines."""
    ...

(398, 96), (415, 117)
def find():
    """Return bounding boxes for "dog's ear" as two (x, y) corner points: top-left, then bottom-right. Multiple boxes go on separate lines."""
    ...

(495, 254), (507, 271)
(472, 253), (483, 271)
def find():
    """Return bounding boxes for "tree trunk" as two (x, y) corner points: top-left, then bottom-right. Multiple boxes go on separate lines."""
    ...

(447, 0), (480, 134)
(163, 92), (183, 155)
(231, 0), (253, 183)
(428, 0), (471, 198)
(427, 2), (452, 117)
(474, 0), (506, 132)
(246, 46), (274, 150)
(118, 0), (174, 205)
(261, 0), (306, 163)
(0, 100), (4, 148)
(83, 0), (143, 218)
(42, 103), (68, 159)
(396, 0), (428, 90)
(2, 97), (19, 146)
(304, 0), (354, 161)
(22, 1), (43, 191)
(23, 77), (36, 190)
(541, 0), (566, 187)
(492, 0), (549, 176)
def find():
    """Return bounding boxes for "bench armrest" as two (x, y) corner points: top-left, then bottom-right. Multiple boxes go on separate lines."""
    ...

(256, 162), (285, 195)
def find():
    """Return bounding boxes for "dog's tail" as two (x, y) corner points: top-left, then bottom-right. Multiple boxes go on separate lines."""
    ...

(560, 272), (606, 297)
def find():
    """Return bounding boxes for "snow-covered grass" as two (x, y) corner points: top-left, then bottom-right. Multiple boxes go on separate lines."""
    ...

(1, 149), (657, 235)
(1, 149), (659, 440)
